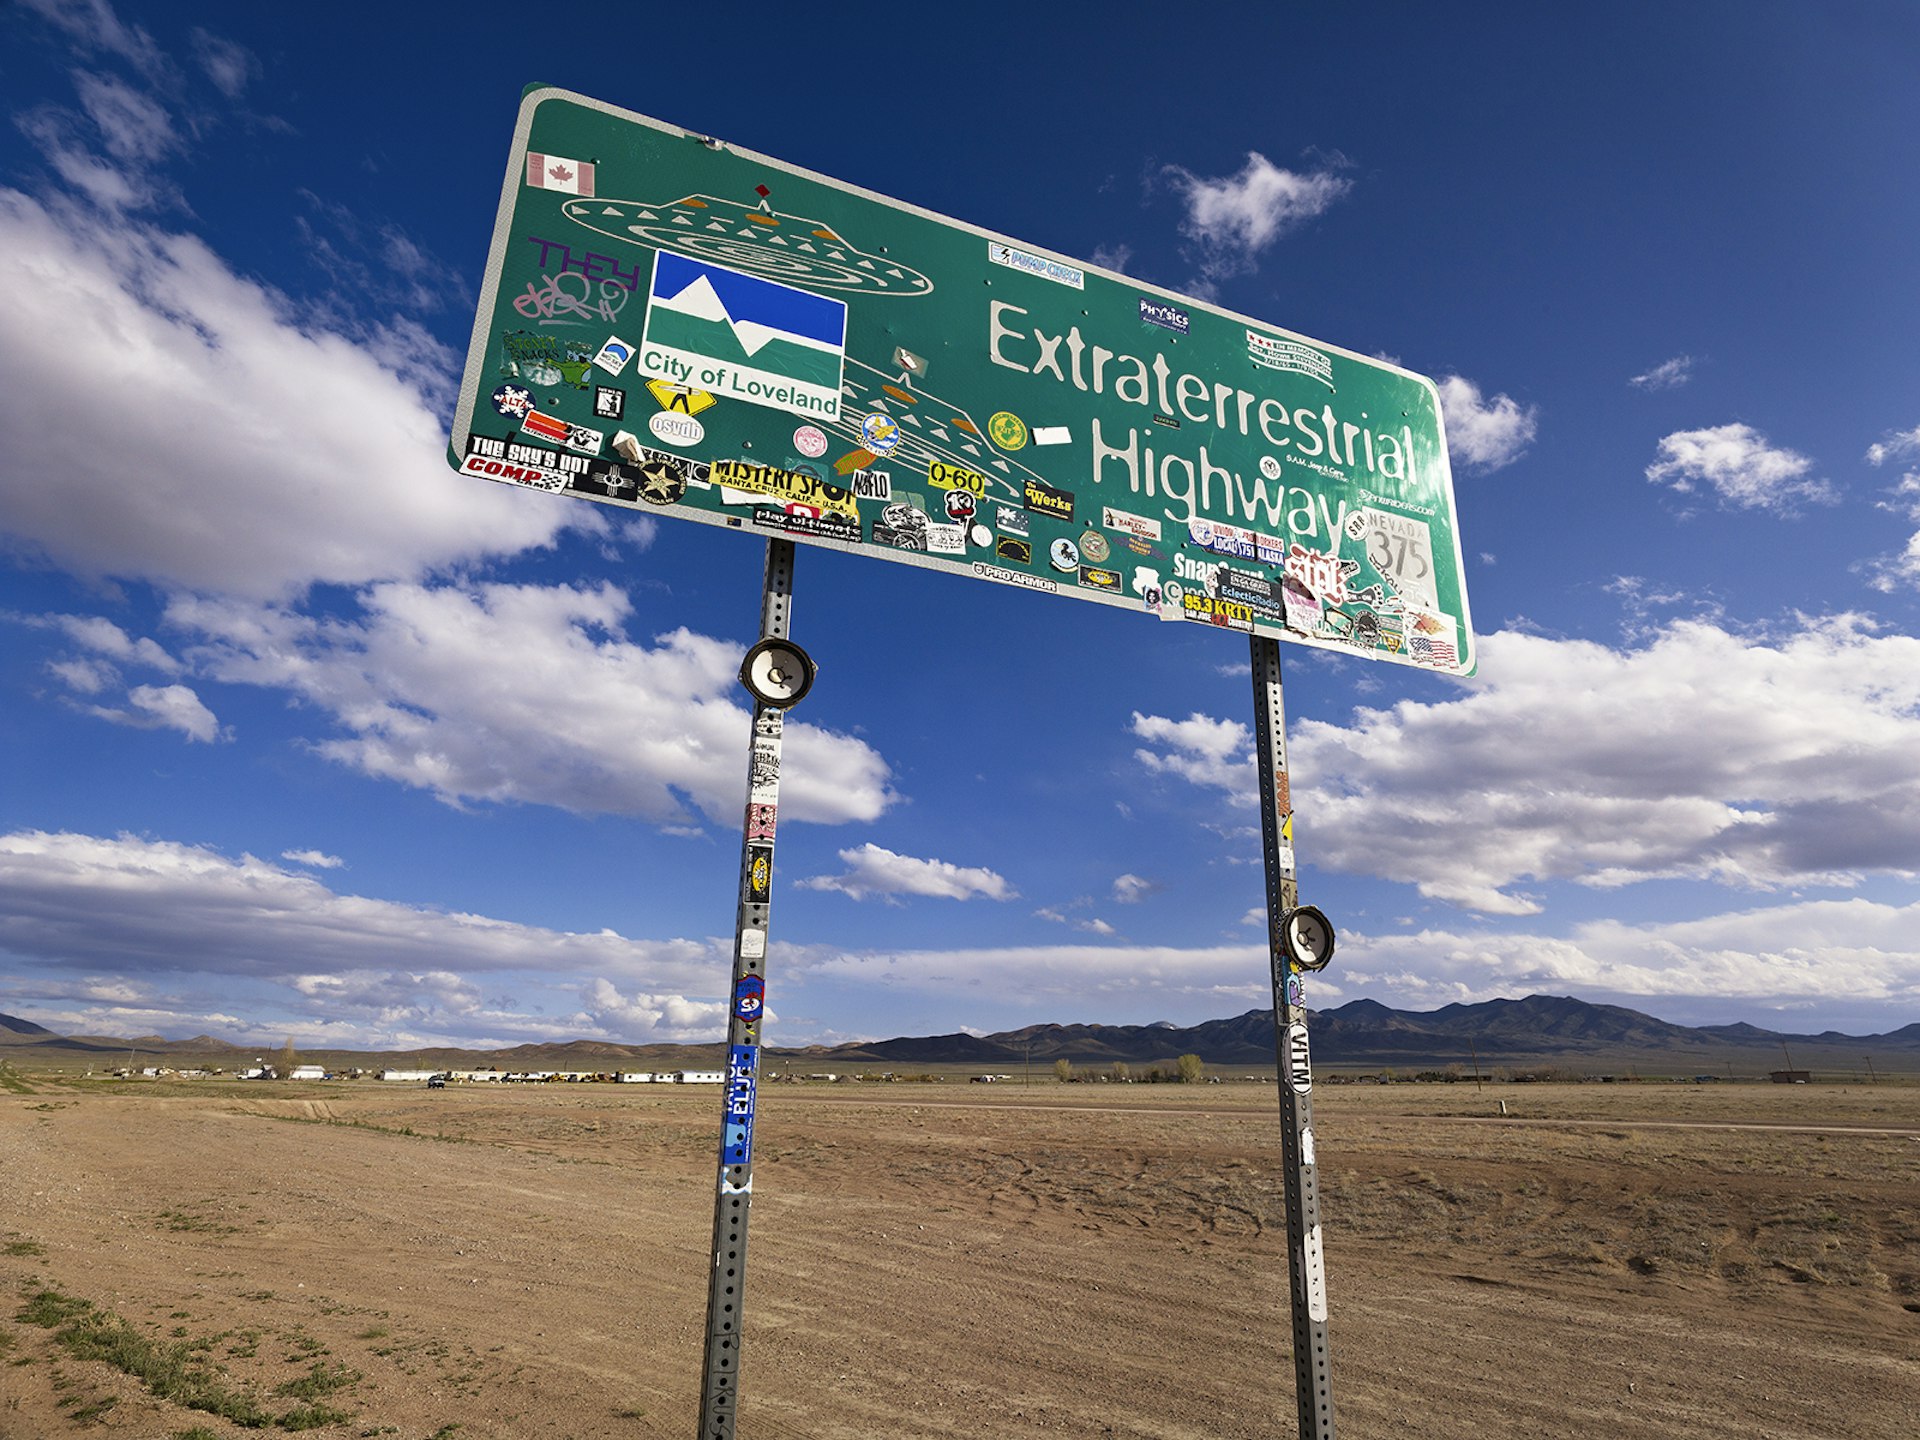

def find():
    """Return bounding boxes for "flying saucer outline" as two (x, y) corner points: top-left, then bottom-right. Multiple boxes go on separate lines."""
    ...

(561, 193), (934, 298)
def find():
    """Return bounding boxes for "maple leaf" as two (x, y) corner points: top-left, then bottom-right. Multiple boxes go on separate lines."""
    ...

(551, 164), (573, 183)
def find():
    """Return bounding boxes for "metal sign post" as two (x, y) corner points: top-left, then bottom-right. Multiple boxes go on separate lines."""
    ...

(1251, 634), (1335, 1440)
(697, 537), (799, 1440)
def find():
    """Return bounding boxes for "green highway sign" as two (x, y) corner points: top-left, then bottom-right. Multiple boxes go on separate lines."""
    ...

(450, 87), (1475, 676)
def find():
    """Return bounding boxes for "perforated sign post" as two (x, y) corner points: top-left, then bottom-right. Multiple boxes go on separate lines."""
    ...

(451, 84), (1474, 1440)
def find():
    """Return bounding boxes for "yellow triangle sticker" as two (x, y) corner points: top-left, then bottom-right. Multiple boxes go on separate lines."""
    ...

(647, 378), (716, 415)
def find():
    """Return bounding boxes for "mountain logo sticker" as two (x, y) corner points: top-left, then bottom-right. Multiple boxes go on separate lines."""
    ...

(640, 252), (847, 421)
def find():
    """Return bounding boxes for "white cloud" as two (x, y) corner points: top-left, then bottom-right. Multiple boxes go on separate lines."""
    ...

(800, 939), (1267, 1007)
(281, 849), (343, 869)
(190, 28), (259, 99)
(8, 833), (1916, 1043)
(18, 0), (166, 78)
(1333, 896), (1920, 1023)
(0, 187), (581, 600)
(1163, 152), (1350, 285)
(47, 657), (117, 695)
(81, 682), (224, 742)
(794, 892), (1920, 1029)
(1645, 423), (1837, 512)
(798, 843), (1013, 903)
(1133, 615), (1920, 914)
(1076, 917), (1118, 936)
(579, 979), (730, 1042)
(72, 72), (179, 165)
(170, 581), (895, 827)
(41, 614), (179, 672)
(1866, 475), (1920, 593)
(1436, 374), (1538, 473)
(1130, 711), (1255, 795)
(1865, 425), (1920, 468)
(122, 683), (222, 742)
(1112, 873), (1161, 904)
(1628, 355), (1696, 391)
(0, 830), (718, 978)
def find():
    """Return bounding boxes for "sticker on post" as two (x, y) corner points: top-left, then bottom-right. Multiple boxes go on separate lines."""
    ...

(1284, 1021), (1312, 1094)
(1305, 1223), (1329, 1322)
(748, 737), (781, 802)
(722, 1044), (759, 1166)
(733, 976), (766, 1025)
(740, 927), (766, 959)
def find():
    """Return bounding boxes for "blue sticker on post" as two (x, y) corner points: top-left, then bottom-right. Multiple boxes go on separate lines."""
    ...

(734, 974), (765, 1024)
(722, 1044), (758, 1167)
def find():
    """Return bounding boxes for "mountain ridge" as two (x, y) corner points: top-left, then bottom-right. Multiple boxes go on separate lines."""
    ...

(3, 996), (1915, 1071)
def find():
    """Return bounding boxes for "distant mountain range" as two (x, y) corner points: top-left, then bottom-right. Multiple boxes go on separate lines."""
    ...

(3, 996), (1916, 1073)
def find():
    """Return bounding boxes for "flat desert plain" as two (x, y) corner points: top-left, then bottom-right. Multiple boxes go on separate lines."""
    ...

(3, 1076), (1918, 1439)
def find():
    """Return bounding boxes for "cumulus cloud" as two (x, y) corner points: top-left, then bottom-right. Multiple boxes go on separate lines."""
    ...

(579, 979), (730, 1041)
(797, 896), (1920, 1029)
(168, 581), (894, 827)
(1437, 374), (1538, 472)
(0, 830), (735, 1045)
(1866, 474), (1920, 593)
(1645, 424), (1837, 513)
(19, 614), (180, 673)
(1131, 712), (1255, 795)
(1134, 615), (1920, 915)
(798, 843), (1013, 903)
(1628, 355), (1696, 391)
(1331, 897), (1920, 1026)
(801, 939), (1268, 1009)
(1111, 873), (1162, 904)
(84, 682), (224, 742)
(1163, 151), (1350, 285)
(0, 187), (581, 600)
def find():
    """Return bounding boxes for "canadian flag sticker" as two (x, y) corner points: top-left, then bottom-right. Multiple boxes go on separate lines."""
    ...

(526, 152), (595, 197)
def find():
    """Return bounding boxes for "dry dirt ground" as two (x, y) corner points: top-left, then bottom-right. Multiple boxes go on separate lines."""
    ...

(3, 1077), (1918, 1439)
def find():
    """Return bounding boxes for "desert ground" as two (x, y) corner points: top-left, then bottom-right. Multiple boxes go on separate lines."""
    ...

(2, 1073), (1917, 1439)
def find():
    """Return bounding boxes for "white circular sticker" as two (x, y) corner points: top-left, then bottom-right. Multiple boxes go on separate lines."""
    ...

(650, 412), (705, 448)
(793, 425), (828, 458)
(1260, 454), (1283, 480)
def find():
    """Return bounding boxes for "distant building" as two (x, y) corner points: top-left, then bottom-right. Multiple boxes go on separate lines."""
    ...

(288, 1065), (328, 1081)
(1769, 1069), (1812, 1084)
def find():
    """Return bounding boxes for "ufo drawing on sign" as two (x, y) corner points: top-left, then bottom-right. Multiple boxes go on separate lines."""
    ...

(561, 192), (935, 296)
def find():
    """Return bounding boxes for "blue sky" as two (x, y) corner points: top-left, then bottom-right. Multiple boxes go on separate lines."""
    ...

(3, 1), (1919, 1049)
